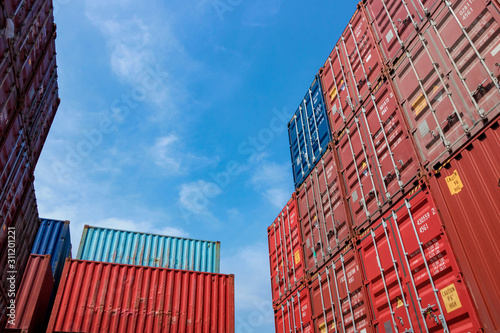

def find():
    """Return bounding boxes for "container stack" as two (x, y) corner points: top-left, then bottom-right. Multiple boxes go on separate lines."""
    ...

(1, 0), (60, 329)
(45, 225), (235, 332)
(268, 0), (500, 332)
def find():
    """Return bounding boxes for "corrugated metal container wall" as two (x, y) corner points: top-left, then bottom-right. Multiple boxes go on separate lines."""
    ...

(0, 182), (40, 296)
(268, 194), (305, 305)
(428, 117), (500, 332)
(288, 75), (331, 188)
(46, 259), (235, 333)
(274, 286), (312, 333)
(76, 225), (221, 273)
(388, 0), (500, 170)
(5, 254), (54, 333)
(0, 53), (17, 144)
(297, 145), (351, 274)
(309, 243), (374, 333)
(0, 286), (8, 333)
(31, 219), (71, 285)
(357, 187), (482, 333)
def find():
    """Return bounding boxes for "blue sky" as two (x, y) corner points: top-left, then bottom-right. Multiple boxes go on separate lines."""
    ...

(35, 1), (358, 331)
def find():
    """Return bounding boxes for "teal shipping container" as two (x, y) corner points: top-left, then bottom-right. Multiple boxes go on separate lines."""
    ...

(31, 219), (72, 285)
(76, 225), (221, 273)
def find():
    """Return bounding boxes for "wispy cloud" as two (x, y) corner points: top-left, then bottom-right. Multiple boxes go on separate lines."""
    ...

(178, 180), (222, 216)
(250, 161), (291, 208)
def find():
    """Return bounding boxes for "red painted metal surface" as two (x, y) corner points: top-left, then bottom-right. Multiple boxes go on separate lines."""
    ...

(0, 182), (40, 296)
(5, 254), (54, 333)
(268, 194), (306, 305)
(357, 187), (482, 333)
(320, 7), (383, 136)
(389, 0), (500, 170)
(0, 115), (31, 249)
(363, 0), (440, 64)
(46, 259), (235, 333)
(297, 146), (351, 275)
(0, 285), (8, 333)
(428, 117), (500, 332)
(274, 286), (313, 333)
(309, 243), (374, 333)
(0, 54), (18, 146)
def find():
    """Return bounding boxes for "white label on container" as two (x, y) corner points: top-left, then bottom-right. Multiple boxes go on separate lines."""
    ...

(385, 30), (394, 43)
(352, 190), (358, 202)
(366, 53), (372, 63)
(491, 43), (500, 57)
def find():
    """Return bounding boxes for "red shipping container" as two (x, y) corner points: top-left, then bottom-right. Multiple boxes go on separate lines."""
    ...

(268, 194), (306, 305)
(363, 0), (441, 64)
(1, 285), (8, 332)
(389, 0), (500, 170)
(357, 187), (482, 333)
(0, 182), (40, 296)
(320, 7), (383, 135)
(297, 146), (351, 275)
(5, 254), (54, 333)
(0, 116), (31, 246)
(0, 54), (18, 146)
(428, 117), (500, 332)
(274, 286), (313, 333)
(309, 243), (374, 333)
(46, 259), (235, 333)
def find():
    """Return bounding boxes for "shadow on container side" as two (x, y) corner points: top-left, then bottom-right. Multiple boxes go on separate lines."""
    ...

(428, 116), (500, 333)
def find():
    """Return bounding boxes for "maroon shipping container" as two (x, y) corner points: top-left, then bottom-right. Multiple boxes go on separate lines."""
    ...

(320, 7), (383, 135)
(0, 53), (18, 146)
(274, 286), (313, 333)
(5, 254), (54, 333)
(46, 259), (235, 333)
(389, 0), (500, 170)
(0, 286), (8, 333)
(357, 187), (482, 333)
(363, 0), (441, 64)
(0, 182), (40, 297)
(6, 0), (56, 93)
(297, 146), (351, 275)
(428, 117), (500, 332)
(0, 116), (31, 247)
(268, 194), (306, 305)
(309, 243), (374, 333)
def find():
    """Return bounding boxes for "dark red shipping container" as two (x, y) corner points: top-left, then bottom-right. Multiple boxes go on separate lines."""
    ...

(268, 194), (306, 305)
(428, 117), (500, 332)
(0, 182), (40, 297)
(0, 116), (31, 248)
(46, 259), (235, 333)
(274, 286), (313, 333)
(363, 0), (441, 64)
(309, 243), (374, 333)
(0, 286), (8, 333)
(297, 146), (351, 275)
(357, 187), (482, 333)
(0, 54), (18, 146)
(320, 7), (383, 136)
(389, 0), (500, 170)
(5, 254), (54, 333)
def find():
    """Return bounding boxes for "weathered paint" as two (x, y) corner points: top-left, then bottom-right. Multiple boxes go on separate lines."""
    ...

(31, 219), (71, 286)
(76, 225), (220, 273)
(46, 259), (235, 333)
(5, 254), (54, 333)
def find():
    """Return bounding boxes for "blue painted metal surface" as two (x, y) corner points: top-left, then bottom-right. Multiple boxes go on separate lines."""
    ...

(31, 219), (72, 285)
(288, 75), (332, 188)
(76, 225), (221, 273)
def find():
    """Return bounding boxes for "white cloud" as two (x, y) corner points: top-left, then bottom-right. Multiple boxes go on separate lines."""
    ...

(152, 134), (182, 171)
(221, 242), (274, 329)
(178, 180), (222, 216)
(250, 161), (291, 208)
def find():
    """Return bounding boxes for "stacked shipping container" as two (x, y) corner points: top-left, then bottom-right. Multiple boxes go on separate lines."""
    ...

(1, 0), (60, 329)
(269, 0), (500, 332)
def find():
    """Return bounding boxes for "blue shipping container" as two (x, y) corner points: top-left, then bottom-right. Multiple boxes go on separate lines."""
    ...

(31, 219), (72, 285)
(76, 225), (221, 273)
(288, 75), (332, 188)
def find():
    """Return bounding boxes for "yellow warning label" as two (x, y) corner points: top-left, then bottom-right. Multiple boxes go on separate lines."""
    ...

(319, 322), (327, 333)
(412, 93), (427, 115)
(445, 170), (464, 195)
(440, 283), (463, 313)
(294, 250), (301, 265)
(330, 86), (338, 101)
(396, 297), (404, 308)
(331, 322), (336, 330)
(361, 161), (367, 170)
